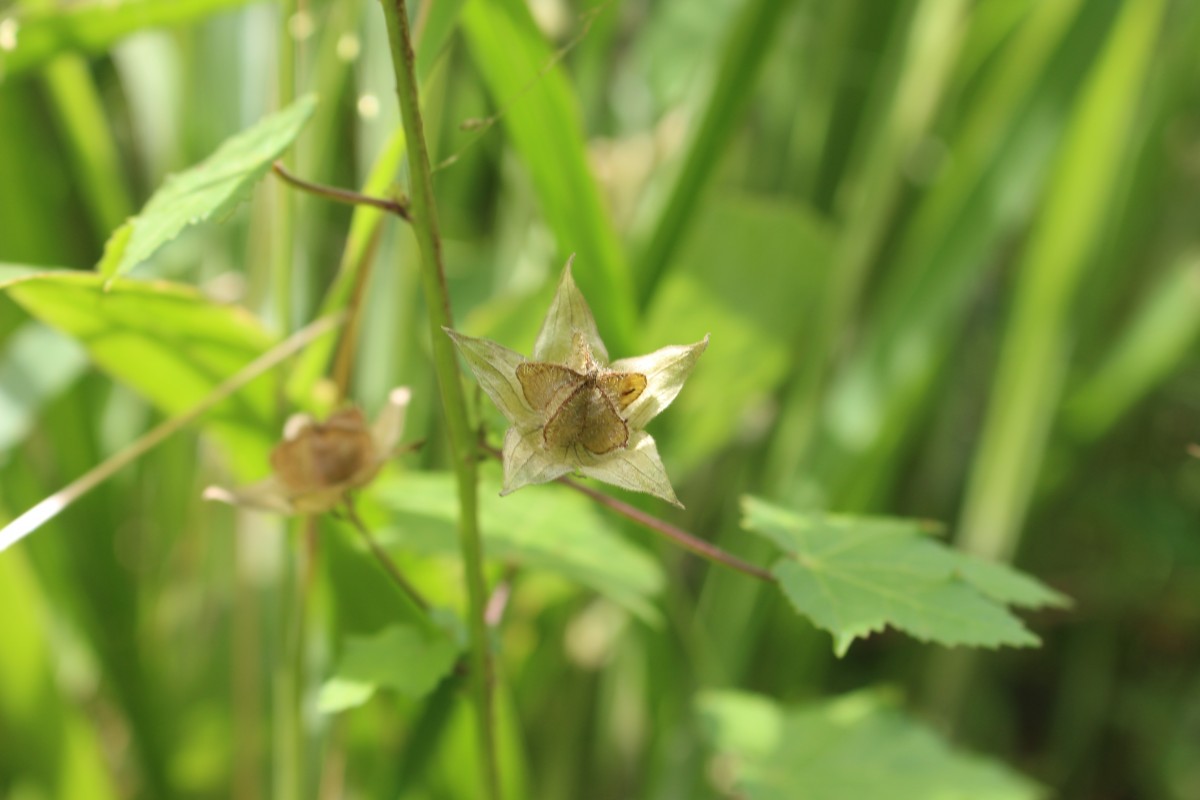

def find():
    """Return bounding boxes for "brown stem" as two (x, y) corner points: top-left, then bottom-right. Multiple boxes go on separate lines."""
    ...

(342, 499), (430, 612)
(272, 161), (411, 220)
(480, 445), (774, 583)
(330, 223), (386, 398)
(560, 476), (776, 583)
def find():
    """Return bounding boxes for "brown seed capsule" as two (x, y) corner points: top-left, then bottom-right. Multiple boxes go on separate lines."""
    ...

(270, 408), (378, 495)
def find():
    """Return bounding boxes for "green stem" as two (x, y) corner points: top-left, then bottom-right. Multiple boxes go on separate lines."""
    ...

(376, 2), (500, 797)
(273, 0), (299, 333)
(342, 500), (430, 612)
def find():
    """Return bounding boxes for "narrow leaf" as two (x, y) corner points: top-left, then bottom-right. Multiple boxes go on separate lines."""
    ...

(459, 0), (636, 352)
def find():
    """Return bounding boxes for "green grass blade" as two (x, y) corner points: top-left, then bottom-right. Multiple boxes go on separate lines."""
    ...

(957, 0), (1167, 562)
(1063, 254), (1200, 443)
(459, 0), (636, 353)
(633, 0), (796, 306)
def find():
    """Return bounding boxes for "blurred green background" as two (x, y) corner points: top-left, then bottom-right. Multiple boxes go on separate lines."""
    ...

(1, 0), (1199, 798)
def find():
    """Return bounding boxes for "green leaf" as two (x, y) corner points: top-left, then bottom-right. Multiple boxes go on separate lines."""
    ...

(741, 496), (1063, 655)
(317, 624), (460, 713)
(1, 270), (276, 475)
(370, 465), (664, 622)
(98, 94), (318, 281)
(0, 0), (258, 79)
(0, 322), (88, 457)
(699, 689), (1044, 800)
(459, 0), (636, 353)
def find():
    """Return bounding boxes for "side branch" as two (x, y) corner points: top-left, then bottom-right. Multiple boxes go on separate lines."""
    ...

(272, 161), (412, 220)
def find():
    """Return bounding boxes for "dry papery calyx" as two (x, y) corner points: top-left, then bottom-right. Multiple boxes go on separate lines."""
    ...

(445, 257), (708, 508)
(203, 387), (411, 514)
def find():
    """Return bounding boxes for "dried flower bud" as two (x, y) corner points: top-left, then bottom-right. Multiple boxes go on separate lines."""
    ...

(204, 388), (411, 514)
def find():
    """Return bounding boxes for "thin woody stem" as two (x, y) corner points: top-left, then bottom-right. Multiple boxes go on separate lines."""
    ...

(342, 499), (431, 612)
(559, 477), (776, 583)
(272, 161), (412, 220)
(479, 446), (774, 583)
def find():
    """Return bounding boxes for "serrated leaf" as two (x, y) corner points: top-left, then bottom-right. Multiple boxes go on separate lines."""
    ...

(1, 270), (276, 476)
(699, 690), (1044, 800)
(317, 624), (460, 713)
(98, 94), (317, 281)
(742, 496), (1064, 655)
(369, 465), (664, 622)
(950, 551), (1072, 610)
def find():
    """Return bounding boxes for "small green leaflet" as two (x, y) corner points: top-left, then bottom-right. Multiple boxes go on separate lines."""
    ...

(318, 624), (460, 714)
(741, 496), (1069, 656)
(699, 689), (1044, 800)
(98, 94), (318, 281)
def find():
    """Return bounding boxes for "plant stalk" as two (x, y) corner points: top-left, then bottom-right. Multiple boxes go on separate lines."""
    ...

(376, 1), (500, 797)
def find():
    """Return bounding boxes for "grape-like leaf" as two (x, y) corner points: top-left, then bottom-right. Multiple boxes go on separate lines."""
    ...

(317, 624), (460, 714)
(699, 689), (1044, 800)
(741, 496), (1066, 655)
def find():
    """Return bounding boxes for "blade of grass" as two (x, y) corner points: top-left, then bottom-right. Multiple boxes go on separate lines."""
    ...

(1063, 254), (1200, 443)
(633, 0), (796, 306)
(0, 550), (121, 799)
(764, 0), (969, 493)
(956, 0), (1165, 563)
(808, 0), (1088, 508)
(923, 0), (1166, 732)
(459, 0), (635, 354)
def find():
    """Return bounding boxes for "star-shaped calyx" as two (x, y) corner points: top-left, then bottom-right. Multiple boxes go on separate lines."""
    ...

(445, 257), (707, 507)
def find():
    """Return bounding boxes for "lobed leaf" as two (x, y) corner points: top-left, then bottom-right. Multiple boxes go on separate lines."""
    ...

(699, 689), (1044, 800)
(318, 624), (460, 714)
(741, 496), (1065, 655)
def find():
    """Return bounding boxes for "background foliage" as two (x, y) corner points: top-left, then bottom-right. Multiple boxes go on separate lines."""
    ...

(1, 0), (1199, 798)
